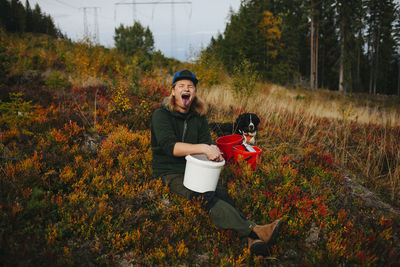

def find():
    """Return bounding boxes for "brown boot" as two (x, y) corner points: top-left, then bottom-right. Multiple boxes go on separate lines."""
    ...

(252, 219), (283, 247)
(248, 238), (269, 257)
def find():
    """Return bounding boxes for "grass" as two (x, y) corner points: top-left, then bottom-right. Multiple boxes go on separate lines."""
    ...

(201, 82), (400, 126)
(200, 82), (400, 207)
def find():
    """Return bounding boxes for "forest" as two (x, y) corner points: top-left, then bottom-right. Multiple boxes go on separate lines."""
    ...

(1, 0), (400, 266)
(0, 0), (64, 38)
(205, 0), (400, 95)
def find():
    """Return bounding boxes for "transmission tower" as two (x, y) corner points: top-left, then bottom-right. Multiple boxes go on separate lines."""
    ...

(83, 7), (88, 38)
(81, 7), (100, 43)
(171, 1), (175, 59)
(94, 8), (100, 43)
(114, 1), (191, 58)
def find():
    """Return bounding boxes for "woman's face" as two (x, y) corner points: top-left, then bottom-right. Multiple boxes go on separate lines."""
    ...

(172, 79), (196, 113)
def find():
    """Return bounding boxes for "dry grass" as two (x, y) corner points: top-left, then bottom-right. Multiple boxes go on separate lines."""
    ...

(200, 83), (400, 127)
(199, 82), (400, 207)
(67, 75), (106, 88)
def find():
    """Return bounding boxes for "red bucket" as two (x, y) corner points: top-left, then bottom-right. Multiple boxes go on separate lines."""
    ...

(216, 134), (243, 161)
(233, 144), (262, 170)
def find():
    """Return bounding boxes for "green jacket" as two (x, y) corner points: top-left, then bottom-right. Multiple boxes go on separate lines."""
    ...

(151, 104), (212, 177)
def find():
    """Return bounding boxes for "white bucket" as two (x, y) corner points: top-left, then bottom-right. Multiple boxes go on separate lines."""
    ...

(183, 154), (225, 193)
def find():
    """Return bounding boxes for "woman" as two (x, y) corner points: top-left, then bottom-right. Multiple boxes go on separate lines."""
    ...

(151, 69), (282, 256)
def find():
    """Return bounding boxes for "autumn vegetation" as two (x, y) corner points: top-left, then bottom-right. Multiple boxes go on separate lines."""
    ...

(1, 0), (400, 266)
(0, 27), (399, 266)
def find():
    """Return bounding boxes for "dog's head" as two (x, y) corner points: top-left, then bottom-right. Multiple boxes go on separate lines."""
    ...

(235, 113), (260, 136)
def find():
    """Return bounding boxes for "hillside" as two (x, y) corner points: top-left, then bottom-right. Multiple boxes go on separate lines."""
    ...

(1, 31), (400, 266)
(201, 82), (400, 207)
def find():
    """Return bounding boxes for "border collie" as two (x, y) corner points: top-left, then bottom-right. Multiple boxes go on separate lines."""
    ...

(209, 113), (260, 144)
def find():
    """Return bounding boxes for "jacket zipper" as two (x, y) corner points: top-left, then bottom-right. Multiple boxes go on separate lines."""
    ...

(182, 119), (187, 142)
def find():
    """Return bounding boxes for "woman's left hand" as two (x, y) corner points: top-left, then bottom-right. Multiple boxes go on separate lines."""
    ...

(208, 145), (224, 162)
(173, 143), (224, 162)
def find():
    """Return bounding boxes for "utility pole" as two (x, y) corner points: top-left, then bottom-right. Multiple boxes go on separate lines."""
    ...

(171, 1), (175, 58)
(115, 1), (191, 58)
(83, 7), (88, 38)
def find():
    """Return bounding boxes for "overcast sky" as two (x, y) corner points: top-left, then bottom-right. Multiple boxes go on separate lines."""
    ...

(28, 0), (242, 61)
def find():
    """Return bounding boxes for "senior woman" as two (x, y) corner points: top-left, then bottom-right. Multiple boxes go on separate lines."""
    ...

(151, 69), (282, 256)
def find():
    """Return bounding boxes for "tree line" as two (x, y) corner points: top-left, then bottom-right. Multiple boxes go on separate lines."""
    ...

(204, 0), (400, 95)
(113, 21), (179, 72)
(0, 0), (64, 38)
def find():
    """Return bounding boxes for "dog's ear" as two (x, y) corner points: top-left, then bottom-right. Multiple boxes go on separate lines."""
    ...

(235, 114), (246, 126)
(252, 113), (260, 126)
(234, 114), (244, 133)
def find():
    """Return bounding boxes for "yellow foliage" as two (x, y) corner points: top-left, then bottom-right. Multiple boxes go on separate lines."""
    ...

(110, 80), (132, 112)
(190, 54), (225, 86)
(176, 240), (189, 257)
(260, 10), (282, 59)
(60, 165), (76, 184)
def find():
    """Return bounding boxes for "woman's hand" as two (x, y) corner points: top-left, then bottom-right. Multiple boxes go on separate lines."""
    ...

(173, 143), (223, 162)
(202, 144), (224, 162)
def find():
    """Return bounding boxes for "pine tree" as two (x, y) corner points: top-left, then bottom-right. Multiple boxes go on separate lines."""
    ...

(274, 0), (309, 84)
(25, 0), (32, 32)
(310, 0), (318, 90)
(114, 21), (155, 57)
(0, 0), (11, 29)
(31, 3), (44, 33)
(0, 0), (62, 37)
(10, 0), (26, 32)
(366, 0), (397, 94)
(335, 0), (365, 93)
(317, 0), (339, 90)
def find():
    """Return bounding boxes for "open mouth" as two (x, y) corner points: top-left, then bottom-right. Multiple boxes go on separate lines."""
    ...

(181, 93), (191, 106)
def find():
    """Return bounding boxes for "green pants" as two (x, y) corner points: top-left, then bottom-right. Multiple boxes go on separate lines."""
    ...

(162, 173), (255, 240)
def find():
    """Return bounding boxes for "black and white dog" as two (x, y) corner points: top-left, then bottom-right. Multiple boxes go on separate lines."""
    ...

(209, 113), (261, 144)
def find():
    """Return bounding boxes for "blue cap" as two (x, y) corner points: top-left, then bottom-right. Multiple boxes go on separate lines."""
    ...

(172, 69), (198, 86)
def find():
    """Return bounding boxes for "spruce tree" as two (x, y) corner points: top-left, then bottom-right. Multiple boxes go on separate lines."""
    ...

(114, 22), (155, 57)
(25, 0), (33, 32)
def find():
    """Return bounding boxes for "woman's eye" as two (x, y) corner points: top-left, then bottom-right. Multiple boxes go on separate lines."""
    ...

(177, 84), (194, 90)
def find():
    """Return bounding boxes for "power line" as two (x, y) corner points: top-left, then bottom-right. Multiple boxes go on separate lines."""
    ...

(114, 0), (192, 58)
(115, 1), (191, 4)
(115, 1), (191, 22)
(54, 0), (79, 10)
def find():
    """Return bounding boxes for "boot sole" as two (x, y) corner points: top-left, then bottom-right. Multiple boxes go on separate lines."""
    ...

(250, 240), (269, 257)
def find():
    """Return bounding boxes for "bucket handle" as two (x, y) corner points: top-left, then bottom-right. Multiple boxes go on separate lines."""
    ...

(232, 146), (253, 162)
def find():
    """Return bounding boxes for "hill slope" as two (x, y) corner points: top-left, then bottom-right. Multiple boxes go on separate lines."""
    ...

(1, 32), (399, 266)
